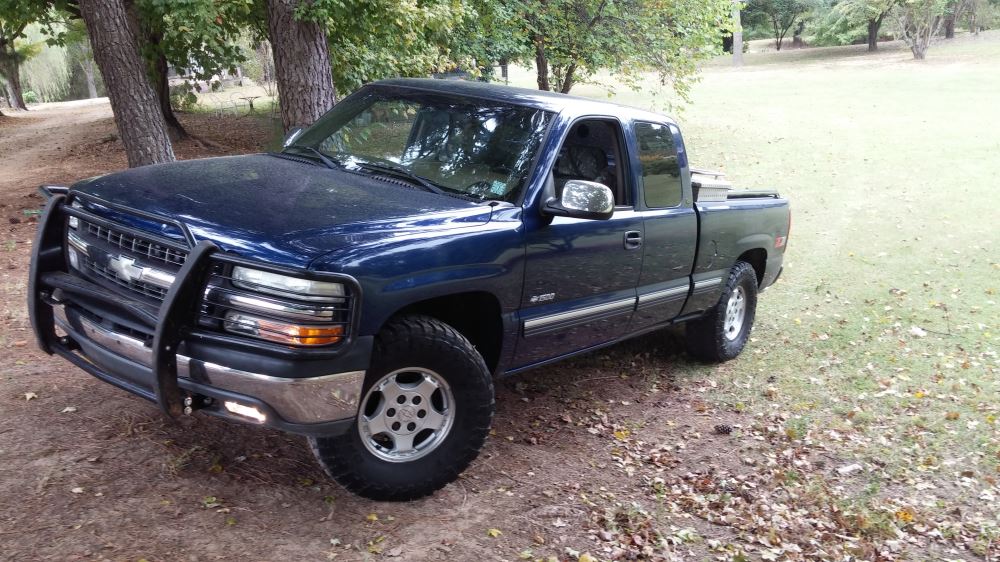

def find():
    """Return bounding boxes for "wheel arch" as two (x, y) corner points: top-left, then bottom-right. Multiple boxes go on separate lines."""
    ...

(382, 291), (506, 375)
(737, 248), (767, 287)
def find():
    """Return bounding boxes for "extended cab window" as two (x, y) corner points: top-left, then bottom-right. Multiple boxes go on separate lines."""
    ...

(635, 122), (682, 208)
(293, 94), (553, 202)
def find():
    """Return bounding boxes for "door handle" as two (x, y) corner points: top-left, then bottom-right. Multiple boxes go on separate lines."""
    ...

(624, 230), (642, 250)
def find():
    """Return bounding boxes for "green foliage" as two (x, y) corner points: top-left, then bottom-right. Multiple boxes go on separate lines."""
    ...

(135, 0), (255, 82)
(743, 0), (823, 48)
(168, 82), (198, 111)
(450, 0), (531, 77)
(811, 4), (868, 45)
(18, 23), (68, 101)
(513, 0), (732, 101)
(304, 0), (469, 96)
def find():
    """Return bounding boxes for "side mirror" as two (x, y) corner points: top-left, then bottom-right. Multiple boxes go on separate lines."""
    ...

(543, 180), (615, 221)
(283, 127), (304, 148)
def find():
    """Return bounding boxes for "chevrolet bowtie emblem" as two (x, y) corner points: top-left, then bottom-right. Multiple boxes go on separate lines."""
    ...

(108, 255), (143, 284)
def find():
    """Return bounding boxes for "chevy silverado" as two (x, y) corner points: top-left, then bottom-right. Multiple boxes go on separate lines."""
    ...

(29, 79), (790, 500)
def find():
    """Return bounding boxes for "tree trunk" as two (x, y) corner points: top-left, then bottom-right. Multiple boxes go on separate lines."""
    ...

(265, 0), (337, 132)
(533, 35), (550, 91)
(79, 0), (175, 167)
(151, 47), (189, 140)
(0, 55), (27, 110)
(867, 18), (879, 51)
(80, 59), (99, 98)
(732, 3), (743, 67)
(560, 63), (577, 94)
(944, 14), (955, 38)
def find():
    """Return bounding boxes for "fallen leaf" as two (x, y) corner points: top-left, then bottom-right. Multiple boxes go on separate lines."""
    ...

(61, 406), (77, 413)
(24, 392), (37, 401)
(365, 513), (379, 522)
(487, 528), (502, 538)
(386, 546), (403, 557)
(71, 487), (84, 494)
(837, 463), (863, 476)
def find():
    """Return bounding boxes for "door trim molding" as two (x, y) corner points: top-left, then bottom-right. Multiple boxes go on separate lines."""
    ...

(523, 297), (636, 337)
(636, 285), (689, 309)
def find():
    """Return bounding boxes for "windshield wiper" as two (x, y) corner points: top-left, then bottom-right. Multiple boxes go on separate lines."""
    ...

(354, 162), (447, 196)
(282, 145), (341, 170)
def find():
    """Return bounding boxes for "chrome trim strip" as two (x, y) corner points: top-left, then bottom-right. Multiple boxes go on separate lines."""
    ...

(53, 306), (363, 424)
(693, 277), (722, 290)
(637, 285), (688, 306)
(67, 231), (89, 255)
(210, 290), (337, 321)
(135, 265), (176, 289)
(524, 298), (635, 333)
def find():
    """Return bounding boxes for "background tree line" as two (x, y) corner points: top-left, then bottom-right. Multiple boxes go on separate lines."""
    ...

(740, 0), (999, 57)
(2, 0), (997, 156)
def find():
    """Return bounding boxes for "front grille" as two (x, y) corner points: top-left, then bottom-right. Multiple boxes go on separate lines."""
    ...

(84, 221), (187, 267)
(82, 255), (170, 300)
(69, 210), (352, 347)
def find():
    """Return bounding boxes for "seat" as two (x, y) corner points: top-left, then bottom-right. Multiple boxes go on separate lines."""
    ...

(554, 145), (610, 187)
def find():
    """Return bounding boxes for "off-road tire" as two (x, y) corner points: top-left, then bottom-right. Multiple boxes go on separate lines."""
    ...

(309, 315), (495, 501)
(685, 261), (758, 363)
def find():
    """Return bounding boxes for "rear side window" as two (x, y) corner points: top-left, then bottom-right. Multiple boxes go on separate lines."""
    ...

(635, 122), (682, 208)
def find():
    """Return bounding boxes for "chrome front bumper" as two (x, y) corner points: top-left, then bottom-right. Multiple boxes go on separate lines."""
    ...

(54, 306), (364, 427)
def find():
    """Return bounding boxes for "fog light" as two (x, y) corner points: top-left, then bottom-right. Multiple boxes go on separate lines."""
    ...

(223, 401), (267, 423)
(224, 311), (344, 346)
(68, 215), (79, 229)
(67, 247), (79, 270)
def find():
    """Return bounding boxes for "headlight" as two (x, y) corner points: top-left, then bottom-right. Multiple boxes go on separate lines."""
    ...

(224, 311), (344, 346)
(231, 266), (345, 301)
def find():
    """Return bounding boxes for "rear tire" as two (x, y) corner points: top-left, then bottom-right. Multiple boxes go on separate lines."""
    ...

(309, 315), (495, 501)
(685, 261), (758, 362)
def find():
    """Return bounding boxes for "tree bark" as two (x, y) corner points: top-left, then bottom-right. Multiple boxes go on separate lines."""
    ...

(533, 35), (550, 91)
(560, 63), (577, 94)
(867, 17), (880, 51)
(732, 2), (743, 67)
(944, 14), (955, 38)
(79, 0), (175, 167)
(151, 47), (189, 140)
(0, 55), (27, 110)
(265, 0), (337, 132)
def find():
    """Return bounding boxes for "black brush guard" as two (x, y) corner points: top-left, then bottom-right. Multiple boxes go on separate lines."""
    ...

(29, 194), (217, 418)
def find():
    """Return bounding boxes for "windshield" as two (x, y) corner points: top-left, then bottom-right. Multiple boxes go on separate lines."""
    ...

(290, 90), (554, 202)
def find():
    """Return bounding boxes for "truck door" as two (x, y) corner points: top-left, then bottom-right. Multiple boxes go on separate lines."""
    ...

(513, 118), (643, 368)
(629, 121), (698, 332)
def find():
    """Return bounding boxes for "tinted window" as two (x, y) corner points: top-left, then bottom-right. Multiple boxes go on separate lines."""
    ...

(635, 122), (682, 208)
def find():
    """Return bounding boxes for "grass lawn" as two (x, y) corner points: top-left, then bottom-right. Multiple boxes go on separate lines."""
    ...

(510, 33), (1000, 558)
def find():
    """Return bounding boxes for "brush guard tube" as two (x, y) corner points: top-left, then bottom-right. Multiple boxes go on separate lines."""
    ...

(28, 195), (218, 419)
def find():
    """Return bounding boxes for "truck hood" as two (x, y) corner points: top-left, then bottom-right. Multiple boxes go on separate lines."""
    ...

(72, 154), (493, 268)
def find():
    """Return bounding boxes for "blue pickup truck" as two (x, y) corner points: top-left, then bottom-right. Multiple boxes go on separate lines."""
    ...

(29, 79), (789, 500)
